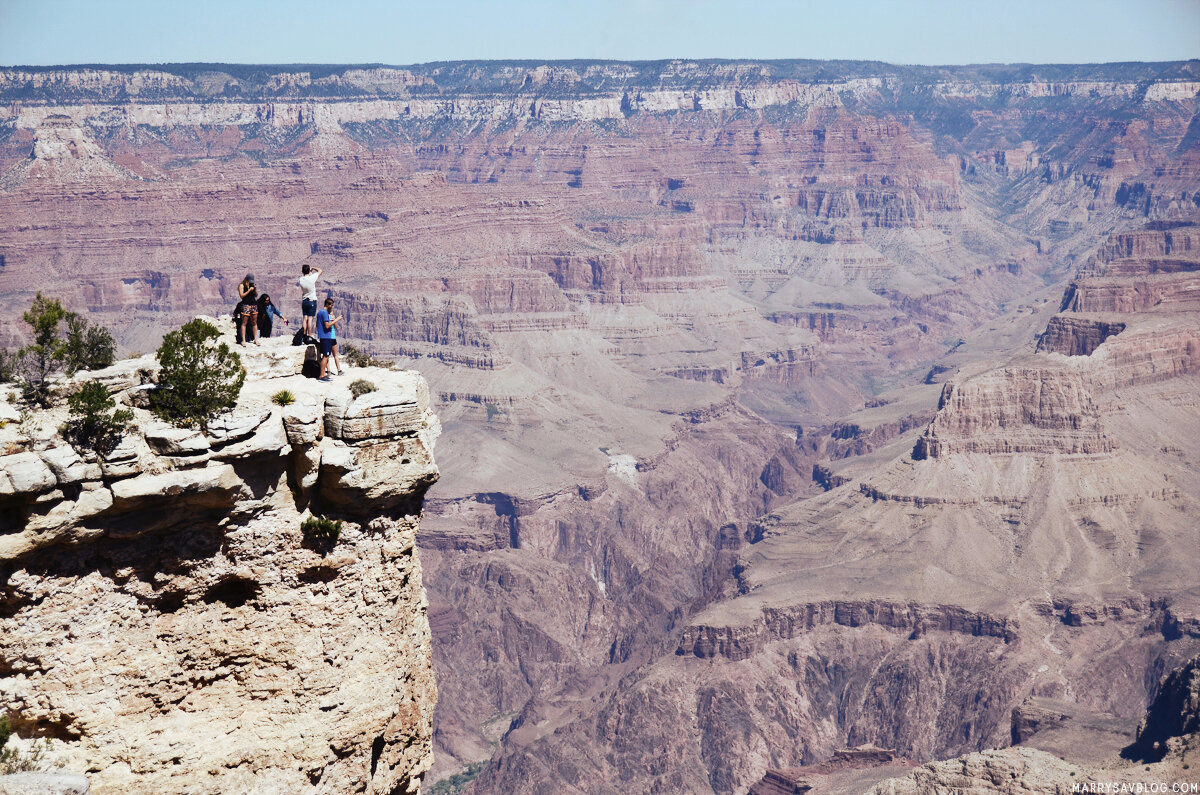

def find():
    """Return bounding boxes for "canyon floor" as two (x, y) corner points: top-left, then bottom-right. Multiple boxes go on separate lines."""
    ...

(0, 60), (1198, 793)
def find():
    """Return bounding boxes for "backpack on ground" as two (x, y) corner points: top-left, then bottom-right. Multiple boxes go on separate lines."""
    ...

(302, 346), (321, 378)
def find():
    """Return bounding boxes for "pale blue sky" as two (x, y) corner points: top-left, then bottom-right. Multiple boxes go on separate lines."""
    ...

(1, 0), (1197, 67)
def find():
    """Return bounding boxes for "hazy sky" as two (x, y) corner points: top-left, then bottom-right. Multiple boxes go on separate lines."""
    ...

(1, 0), (1198, 67)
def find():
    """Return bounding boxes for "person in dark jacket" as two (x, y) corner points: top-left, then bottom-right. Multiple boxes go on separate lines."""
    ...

(256, 294), (288, 338)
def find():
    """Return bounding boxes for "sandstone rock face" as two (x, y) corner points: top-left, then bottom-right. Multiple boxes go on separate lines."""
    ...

(1036, 316), (1126, 356)
(0, 337), (441, 794)
(912, 367), (1115, 458)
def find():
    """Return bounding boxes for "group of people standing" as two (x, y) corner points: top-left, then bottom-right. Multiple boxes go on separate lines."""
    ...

(234, 274), (287, 345)
(234, 264), (344, 381)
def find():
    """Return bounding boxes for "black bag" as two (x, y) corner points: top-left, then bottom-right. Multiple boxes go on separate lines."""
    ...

(302, 347), (321, 378)
(292, 328), (306, 346)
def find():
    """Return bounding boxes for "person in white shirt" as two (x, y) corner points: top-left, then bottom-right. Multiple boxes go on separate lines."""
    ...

(297, 264), (321, 336)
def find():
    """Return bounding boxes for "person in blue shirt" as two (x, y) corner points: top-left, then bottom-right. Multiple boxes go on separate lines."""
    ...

(315, 297), (343, 380)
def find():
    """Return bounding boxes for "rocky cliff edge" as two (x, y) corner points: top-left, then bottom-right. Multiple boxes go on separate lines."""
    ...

(0, 327), (440, 794)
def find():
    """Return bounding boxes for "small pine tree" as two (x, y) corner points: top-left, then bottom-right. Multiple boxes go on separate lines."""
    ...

(15, 294), (119, 403)
(19, 293), (70, 406)
(151, 319), (245, 429)
(64, 381), (133, 456)
(64, 314), (116, 372)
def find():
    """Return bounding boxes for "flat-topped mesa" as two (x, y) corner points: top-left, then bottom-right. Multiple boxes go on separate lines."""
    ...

(912, 367), (1114, 459)
(0, 334), (441, 794)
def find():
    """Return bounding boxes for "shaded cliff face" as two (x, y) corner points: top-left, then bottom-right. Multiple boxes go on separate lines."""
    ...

(0, 336), (441, 793)
(0, 60), (1198, 792)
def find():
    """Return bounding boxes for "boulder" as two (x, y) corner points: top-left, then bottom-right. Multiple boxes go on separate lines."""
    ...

(143, 421), (209, 456)
(318, 436), (438, 516)
(282, 395), (324, 446)
(205, 406), (271, 447)
(337, 389), (426, 442)
(0, 772), (90, 795)
(110, 463), (242, 503)
(38, 445), (100, 485)
(67, 355), (157, 396)
(293, 443), (322, 501)
(0, 452), (57, 495)
(211, 415), (288, 460)
(323, 389), (352, 438)
(25, 486), (114, 533)
(99, 434), (141, 480)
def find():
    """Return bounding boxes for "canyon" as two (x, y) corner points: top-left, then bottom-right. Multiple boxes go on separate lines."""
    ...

(0, 59), (1198, 792)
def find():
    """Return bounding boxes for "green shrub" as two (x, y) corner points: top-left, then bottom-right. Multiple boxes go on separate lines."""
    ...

(14, 294), (119, 404)
(63, 381), (133, 456)
(151, 319), (245, 429)
(0, 714), (9, 748)
(0, 739), (49, 775)
(272, 389), (296, 406)
(301, 515), (343, 548)
(64, 314), (116, 372)
(349, 378), (376, 398)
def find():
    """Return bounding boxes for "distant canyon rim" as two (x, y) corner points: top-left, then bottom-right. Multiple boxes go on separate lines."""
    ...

(1, 59), (1199, 793)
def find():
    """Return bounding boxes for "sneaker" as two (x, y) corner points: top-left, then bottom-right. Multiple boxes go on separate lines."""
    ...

(319, 376), (331, 382)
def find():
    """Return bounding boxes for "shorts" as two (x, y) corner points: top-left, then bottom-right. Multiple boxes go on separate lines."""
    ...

(319, 337), (336, 356)
(301, 298), (317, 317)
(239, 303), (258, 318)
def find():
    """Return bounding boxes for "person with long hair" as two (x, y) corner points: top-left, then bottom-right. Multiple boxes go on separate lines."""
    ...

(256, 293), (288, 338)
(238, 273), (259, 345)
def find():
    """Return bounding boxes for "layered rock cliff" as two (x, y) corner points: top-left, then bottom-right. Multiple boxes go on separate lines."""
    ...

(0, 333), (441, 793)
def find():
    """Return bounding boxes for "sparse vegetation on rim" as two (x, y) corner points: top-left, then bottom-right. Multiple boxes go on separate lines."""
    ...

(10, 294), (118, 406)
(342, 343), (394, 370)
(349, 378), (376, 398)
(62, 380), (134, 456)
(150, 318), (245, 429)
(301, 515), (343, 547)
